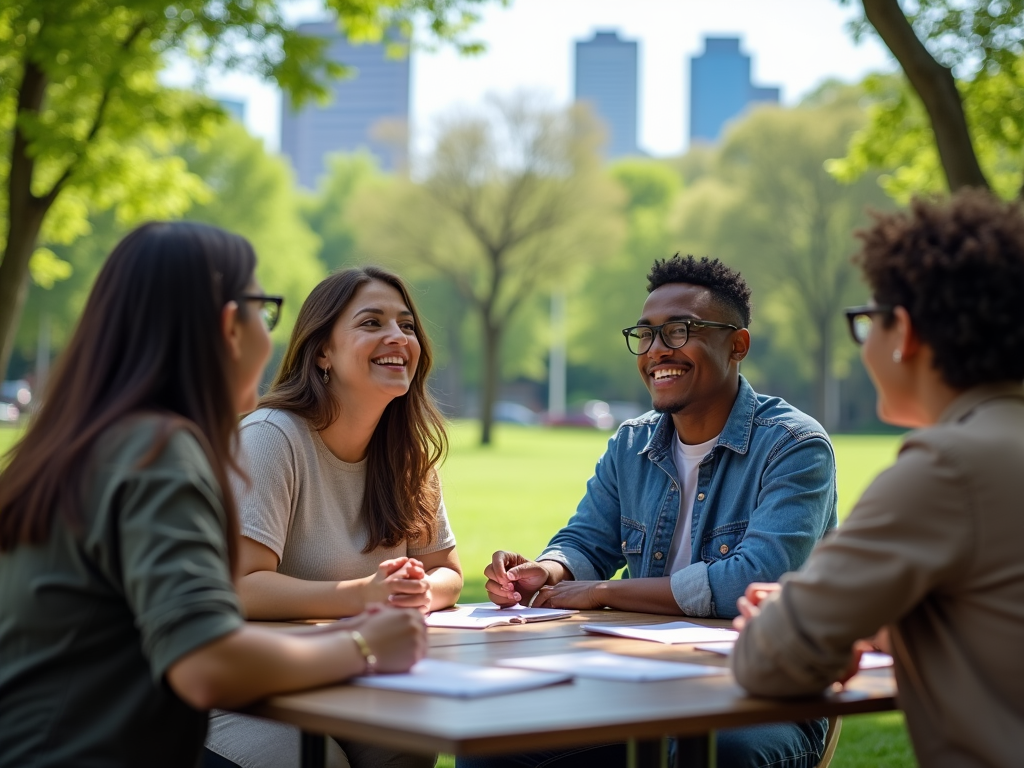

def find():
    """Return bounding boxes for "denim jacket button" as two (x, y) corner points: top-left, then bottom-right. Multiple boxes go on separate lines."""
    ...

(621, 540), (627, 551)
(697, 493), (706, 501)
(670, 483), (677, 491)
(653, 551), (664, 560)
(719, 544), (729, 555)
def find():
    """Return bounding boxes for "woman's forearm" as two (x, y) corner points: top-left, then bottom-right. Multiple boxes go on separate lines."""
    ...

(238, 570), (370, 620)
(426, 566), (463, 611)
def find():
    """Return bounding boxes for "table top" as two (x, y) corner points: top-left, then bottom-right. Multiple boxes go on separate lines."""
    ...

(246, 610), (897, 757)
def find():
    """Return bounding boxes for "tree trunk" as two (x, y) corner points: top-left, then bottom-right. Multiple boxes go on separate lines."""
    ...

(0, 60), (51, 380)
(479, 321), (502, 446)
(861, 0), (989, 191)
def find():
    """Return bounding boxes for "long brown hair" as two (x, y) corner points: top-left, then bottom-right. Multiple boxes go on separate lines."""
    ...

(0, 221), (256, 570)
(259, 266), (447, 552)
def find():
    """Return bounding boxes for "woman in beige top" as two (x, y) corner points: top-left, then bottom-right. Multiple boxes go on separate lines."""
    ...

(206, 267), (461, 768)
(731, 189), (1024, 768)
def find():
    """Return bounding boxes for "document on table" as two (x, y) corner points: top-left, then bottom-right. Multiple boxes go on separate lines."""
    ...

(497, 650), (729, 682)
(351, 658), (572, 698)
(581, 621), (739, 645)
(694, 641), (895, 670)
(426, 603), (576, 629)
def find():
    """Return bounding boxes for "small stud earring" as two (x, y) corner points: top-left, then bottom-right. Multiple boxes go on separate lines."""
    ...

(322, 367), (330, 384)
(892, 350), (902, 363)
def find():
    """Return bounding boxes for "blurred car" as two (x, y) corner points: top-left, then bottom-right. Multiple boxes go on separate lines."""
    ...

(0, 401), (19, 423)
(492, 400), (540, 426)
(544, 400), (616, 430)
(0, 380), (29, 423)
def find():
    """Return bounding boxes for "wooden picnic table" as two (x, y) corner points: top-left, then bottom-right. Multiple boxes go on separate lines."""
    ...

(243, 609), (897, 768)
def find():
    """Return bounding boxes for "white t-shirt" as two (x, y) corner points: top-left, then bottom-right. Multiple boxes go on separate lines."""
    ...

(667, 432), (720, 573)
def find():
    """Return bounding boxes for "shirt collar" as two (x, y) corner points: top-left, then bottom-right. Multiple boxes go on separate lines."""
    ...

(641, 375), (756, 458)
(937, 382), (1024, 425)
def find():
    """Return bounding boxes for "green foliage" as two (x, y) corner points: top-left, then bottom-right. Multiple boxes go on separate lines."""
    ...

(834, 0), (1024, 200)
(177, 121), (326, 342)
(828, 65), (1024, 202)
(302, 152), (381, 273)
(669, 85), (892, 424)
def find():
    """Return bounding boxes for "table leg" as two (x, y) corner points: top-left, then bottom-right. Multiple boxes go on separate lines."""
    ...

(674, 731), (716, 767)
(300, 731), (327, 768)
(628, 737), (668, 768)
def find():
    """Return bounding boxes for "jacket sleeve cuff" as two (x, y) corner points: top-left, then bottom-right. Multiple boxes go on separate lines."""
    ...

(670, 561), (714, 617)
(537, 547), (600, 582)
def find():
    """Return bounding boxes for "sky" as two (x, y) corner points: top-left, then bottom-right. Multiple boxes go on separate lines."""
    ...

(202, 0), (896, 158)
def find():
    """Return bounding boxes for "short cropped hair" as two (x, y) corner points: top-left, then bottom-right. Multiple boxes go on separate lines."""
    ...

(855, 188), (1024, 389)
(647, 254), (752, 328)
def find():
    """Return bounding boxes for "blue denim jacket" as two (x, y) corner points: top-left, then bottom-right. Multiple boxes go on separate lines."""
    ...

(538, 376), (838, 618)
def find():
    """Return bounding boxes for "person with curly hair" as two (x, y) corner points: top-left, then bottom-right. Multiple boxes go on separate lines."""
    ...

(732, 189), (1024, 767)
(468, 254), (838, 767)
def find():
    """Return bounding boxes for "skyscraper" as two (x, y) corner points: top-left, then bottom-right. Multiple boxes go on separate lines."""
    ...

(574, 30), (639, 159)
(281, 21), (409, 188)
(689, 37), (780, 144)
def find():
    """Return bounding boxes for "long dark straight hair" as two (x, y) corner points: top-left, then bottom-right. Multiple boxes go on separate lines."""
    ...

(0, 221), (256, 569)
(259, 266), (447, 552)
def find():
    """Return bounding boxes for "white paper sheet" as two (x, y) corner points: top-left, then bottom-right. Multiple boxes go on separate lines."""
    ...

(581, 621), (739, 645)
(351, 658), (572, 698)
(426, 603), (576, 629)
(693, 641), (894, 670)
(497, 651), (729, 682)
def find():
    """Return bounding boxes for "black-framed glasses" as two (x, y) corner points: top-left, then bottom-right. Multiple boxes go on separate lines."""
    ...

(843, 305), (892, 345)
(621, 319), (739, 356)
(242, 294), (284, 332)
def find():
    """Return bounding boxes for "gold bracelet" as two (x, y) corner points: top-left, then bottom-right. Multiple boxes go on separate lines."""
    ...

(349, 631), (378, 675)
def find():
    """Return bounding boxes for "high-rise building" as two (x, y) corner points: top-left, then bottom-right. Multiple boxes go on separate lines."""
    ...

(689, 37), (780, 144)
(281, 21), (409, 188)
(574, 30), (639, 159)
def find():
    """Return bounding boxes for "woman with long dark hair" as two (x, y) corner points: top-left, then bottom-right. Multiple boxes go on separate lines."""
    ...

(0, 223), (426, 768)
(205, 266), (461, 768)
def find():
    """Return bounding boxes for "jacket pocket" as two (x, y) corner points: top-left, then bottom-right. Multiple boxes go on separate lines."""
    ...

(700, 521), (747, 562)
(619, 517), (646, 555)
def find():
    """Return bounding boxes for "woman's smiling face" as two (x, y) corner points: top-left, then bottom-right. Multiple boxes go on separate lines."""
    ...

(318, 279), (421, 402)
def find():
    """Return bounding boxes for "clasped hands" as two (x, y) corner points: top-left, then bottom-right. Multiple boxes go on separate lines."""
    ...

(484, 550), (604, 609)
(362, 556), (433, 614)
(734, 582), (890, 686)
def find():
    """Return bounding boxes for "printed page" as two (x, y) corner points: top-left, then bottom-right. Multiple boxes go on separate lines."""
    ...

(351, 658), (572, 698)
(581, 621), (739, 645)
(426, 603), (576, 629)
(497, 650), (729, 682)
(694, 641), (894, 670)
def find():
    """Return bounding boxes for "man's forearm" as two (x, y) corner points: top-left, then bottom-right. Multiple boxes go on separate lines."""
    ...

(595, 577), (685, 615)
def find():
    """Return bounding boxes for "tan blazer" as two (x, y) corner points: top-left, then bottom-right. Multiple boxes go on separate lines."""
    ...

(732, 384), (1024, 768)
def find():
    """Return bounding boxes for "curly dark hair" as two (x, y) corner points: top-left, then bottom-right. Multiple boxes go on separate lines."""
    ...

(647, 254), (752, 328)
(855, 188), (1024, 389)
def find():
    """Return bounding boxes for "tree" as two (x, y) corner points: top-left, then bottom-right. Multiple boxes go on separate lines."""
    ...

(0, 0), (496, 381)
(302, 152), (380, 273)
(674, 86), (892, 429)
(835, 0), (1024, 198)
(351, 94), (624, 444)
(567, 158), (683, 404)
(178, 121), (325, 343)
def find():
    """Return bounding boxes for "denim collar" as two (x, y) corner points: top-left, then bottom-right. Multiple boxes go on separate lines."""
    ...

(640, 375), (756, 461)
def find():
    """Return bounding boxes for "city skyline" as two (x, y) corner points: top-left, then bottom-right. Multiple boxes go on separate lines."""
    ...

(200, 0), (892, 158)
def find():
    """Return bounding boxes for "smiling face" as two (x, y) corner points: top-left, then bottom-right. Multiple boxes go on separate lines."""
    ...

(317, 279), (421, 405)
(636, 282), (748, 417)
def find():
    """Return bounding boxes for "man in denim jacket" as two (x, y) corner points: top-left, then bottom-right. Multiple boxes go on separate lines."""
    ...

(478, 255), (837, 768)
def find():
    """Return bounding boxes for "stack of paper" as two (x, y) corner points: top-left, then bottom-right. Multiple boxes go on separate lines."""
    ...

(497, 651), (729, 682)
(352, 658), (572, 698)
(581, 621), (739, 645)
(426, 603), (576, 629)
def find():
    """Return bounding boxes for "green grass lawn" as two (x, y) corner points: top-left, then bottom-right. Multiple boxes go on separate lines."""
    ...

(1, 420), (914, 765)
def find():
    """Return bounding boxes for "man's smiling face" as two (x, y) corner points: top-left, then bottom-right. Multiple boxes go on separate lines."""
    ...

(636, 282), (745, 414)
